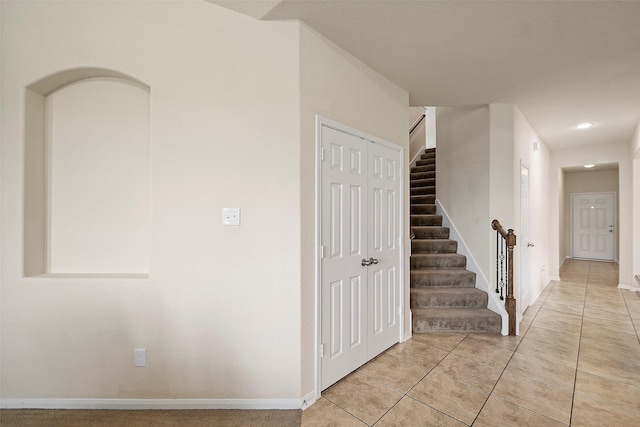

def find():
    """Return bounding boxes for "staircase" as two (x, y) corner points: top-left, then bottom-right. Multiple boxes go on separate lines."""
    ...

(410, 148), (501, 333)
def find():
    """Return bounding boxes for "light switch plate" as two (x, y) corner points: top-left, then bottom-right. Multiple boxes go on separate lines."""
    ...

(222, 208), (241, 226)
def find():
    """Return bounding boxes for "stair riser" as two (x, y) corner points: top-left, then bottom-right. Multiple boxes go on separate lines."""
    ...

(411, 165), (436, 173)
(410, 171), (436, 180)
(410, 215), (442, 226)
(410, 195), (436, 205)
(421, 153), (436, 160)
(410, 272), (475, 287)
(412, 316), (501, 333)
(410, 205), (436, 215)
(410, 178), (435, 188)
(411, 226), (449, 239)
(412, 240), (458, 254)
(410, 255), (466, 269)
(416, 159), (436, 167)
(410, 186), (436, 196)
(410, 292), (488, 308)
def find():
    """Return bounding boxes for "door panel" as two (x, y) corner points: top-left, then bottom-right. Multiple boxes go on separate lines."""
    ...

(321, 127), (368, 389)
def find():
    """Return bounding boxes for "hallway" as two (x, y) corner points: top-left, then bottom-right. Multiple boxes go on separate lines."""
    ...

(302, 260), (640, 426)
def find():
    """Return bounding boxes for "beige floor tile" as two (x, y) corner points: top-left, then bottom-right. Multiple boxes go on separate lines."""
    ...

(374, 396), (466, 427)
(524, 325), (581, 353)
(585, 300), (629, 314)
(384, 338), (449, 369)
(581, 327), (640, 349)
(357, 353), (429, 393)
(574, 370), (640, 416)
(578, 351), (640, 387)
(581, 316), (636, 336)
(450, 336), (514, 369)
(431, 352), (504, 393)
(465, 332), (522, 351)
(301, 397), (367, 427)
(474, 396), (567, 427)
(493, 370), (573, 425)
(322, 371), (403, 426)
(408, 371), (488, 425)
(537, 300), (584, 316)
(530, 314), (582, 335)
(570, 395), (640, 427)
(409, 333), (467, 352)
(505, 352), (576, 392)
(516, 338), (578, 368)
(583, 306), (634, 323)
(579, 337), (640, 367)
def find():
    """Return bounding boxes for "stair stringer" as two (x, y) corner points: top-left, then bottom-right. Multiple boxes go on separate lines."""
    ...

(435, 200), (508, 335)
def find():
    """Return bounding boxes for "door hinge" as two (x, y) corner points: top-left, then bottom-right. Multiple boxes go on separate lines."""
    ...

(321, 246), (326, 259)
(320, 344), (325, 358)
(320, 147), (325, 161)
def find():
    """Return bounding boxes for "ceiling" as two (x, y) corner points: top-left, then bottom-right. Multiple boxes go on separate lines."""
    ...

(209, 0), (640, 152)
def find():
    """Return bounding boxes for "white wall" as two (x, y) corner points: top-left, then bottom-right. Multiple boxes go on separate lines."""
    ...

(513, 108), (550, 309)
(46, 78), (150, 274)
(299, 23), (409, 398)
(436, 106), (492, 279)
(550, 143), (633, 287)
(2, 0), (302, 402)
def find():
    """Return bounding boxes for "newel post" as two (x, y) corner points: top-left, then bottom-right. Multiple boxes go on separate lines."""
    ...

(505, 229), (517, 336)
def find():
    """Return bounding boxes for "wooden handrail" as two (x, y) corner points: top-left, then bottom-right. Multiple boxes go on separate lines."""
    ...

(409, 114), (426, 135)
(491, 219), (517, 336)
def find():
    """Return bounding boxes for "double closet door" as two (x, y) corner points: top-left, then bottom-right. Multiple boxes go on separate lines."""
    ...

(320, 125), (401, 390)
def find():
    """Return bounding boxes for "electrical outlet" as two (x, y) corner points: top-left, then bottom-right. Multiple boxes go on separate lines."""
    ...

(222, 208), (240, 226)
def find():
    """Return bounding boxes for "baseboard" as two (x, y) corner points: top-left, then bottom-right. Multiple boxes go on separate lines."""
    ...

(618, 283), (640, 292)
(300, 391), (317, 410)
(0, 398), (303, 410)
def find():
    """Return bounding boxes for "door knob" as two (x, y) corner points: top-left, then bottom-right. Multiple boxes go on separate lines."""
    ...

(361, 257), (379, 267)
(527, 243), (534, 247)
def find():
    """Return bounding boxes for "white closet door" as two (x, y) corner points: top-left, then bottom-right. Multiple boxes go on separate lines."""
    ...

(320, 125), (402, 390)
(572, 192), (615, 261)
(366, 142), (401, 357)
(320, 126), (368, 389)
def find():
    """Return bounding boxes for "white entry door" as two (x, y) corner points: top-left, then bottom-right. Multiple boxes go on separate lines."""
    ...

(572, 192), (616, 261)
(320, 125), (401, 390)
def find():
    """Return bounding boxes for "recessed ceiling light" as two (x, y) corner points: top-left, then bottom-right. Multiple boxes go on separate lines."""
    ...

(577, 122), (593, 129)
(584, 164), (595, 168)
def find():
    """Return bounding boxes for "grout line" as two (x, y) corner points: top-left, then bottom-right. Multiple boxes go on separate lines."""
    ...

(568, 261), (590, 426)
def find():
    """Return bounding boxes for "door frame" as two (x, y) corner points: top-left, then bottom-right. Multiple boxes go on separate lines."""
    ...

(519, 162), (531, 310)
(314, 115), (405, 400)
(570, 191), (617, 261)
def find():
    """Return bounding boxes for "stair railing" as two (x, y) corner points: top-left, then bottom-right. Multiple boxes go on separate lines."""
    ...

(491, 219), (517, 336)
(409, 113), (426, 135)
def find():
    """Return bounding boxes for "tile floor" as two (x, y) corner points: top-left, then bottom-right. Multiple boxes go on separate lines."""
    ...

(301, 260), (640, 426)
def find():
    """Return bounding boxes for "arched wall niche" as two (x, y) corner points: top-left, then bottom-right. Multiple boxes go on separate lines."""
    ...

(24, 68), (151, 278)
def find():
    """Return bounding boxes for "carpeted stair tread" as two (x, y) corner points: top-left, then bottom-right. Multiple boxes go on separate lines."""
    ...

(410, 186), (436, 196)
(410, 287), (488, 308)
(410, 214), (442, 226)
(412, 239), (458, 254)
(411, 171), (436, 180)
(410, 269), (476, 287)
(412, 308), (502, 333)
(411, 195), (436, 204)
(416, 159), (436, 167)
(410, 178), (436, 188)
(411, 226), (450, 239)
(411, 204), (437, 215)
(411, 164), (436, 173)
(411, 254), (467, 269)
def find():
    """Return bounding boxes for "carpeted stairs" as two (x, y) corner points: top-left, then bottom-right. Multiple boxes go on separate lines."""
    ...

(410, 148), (501, 333)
